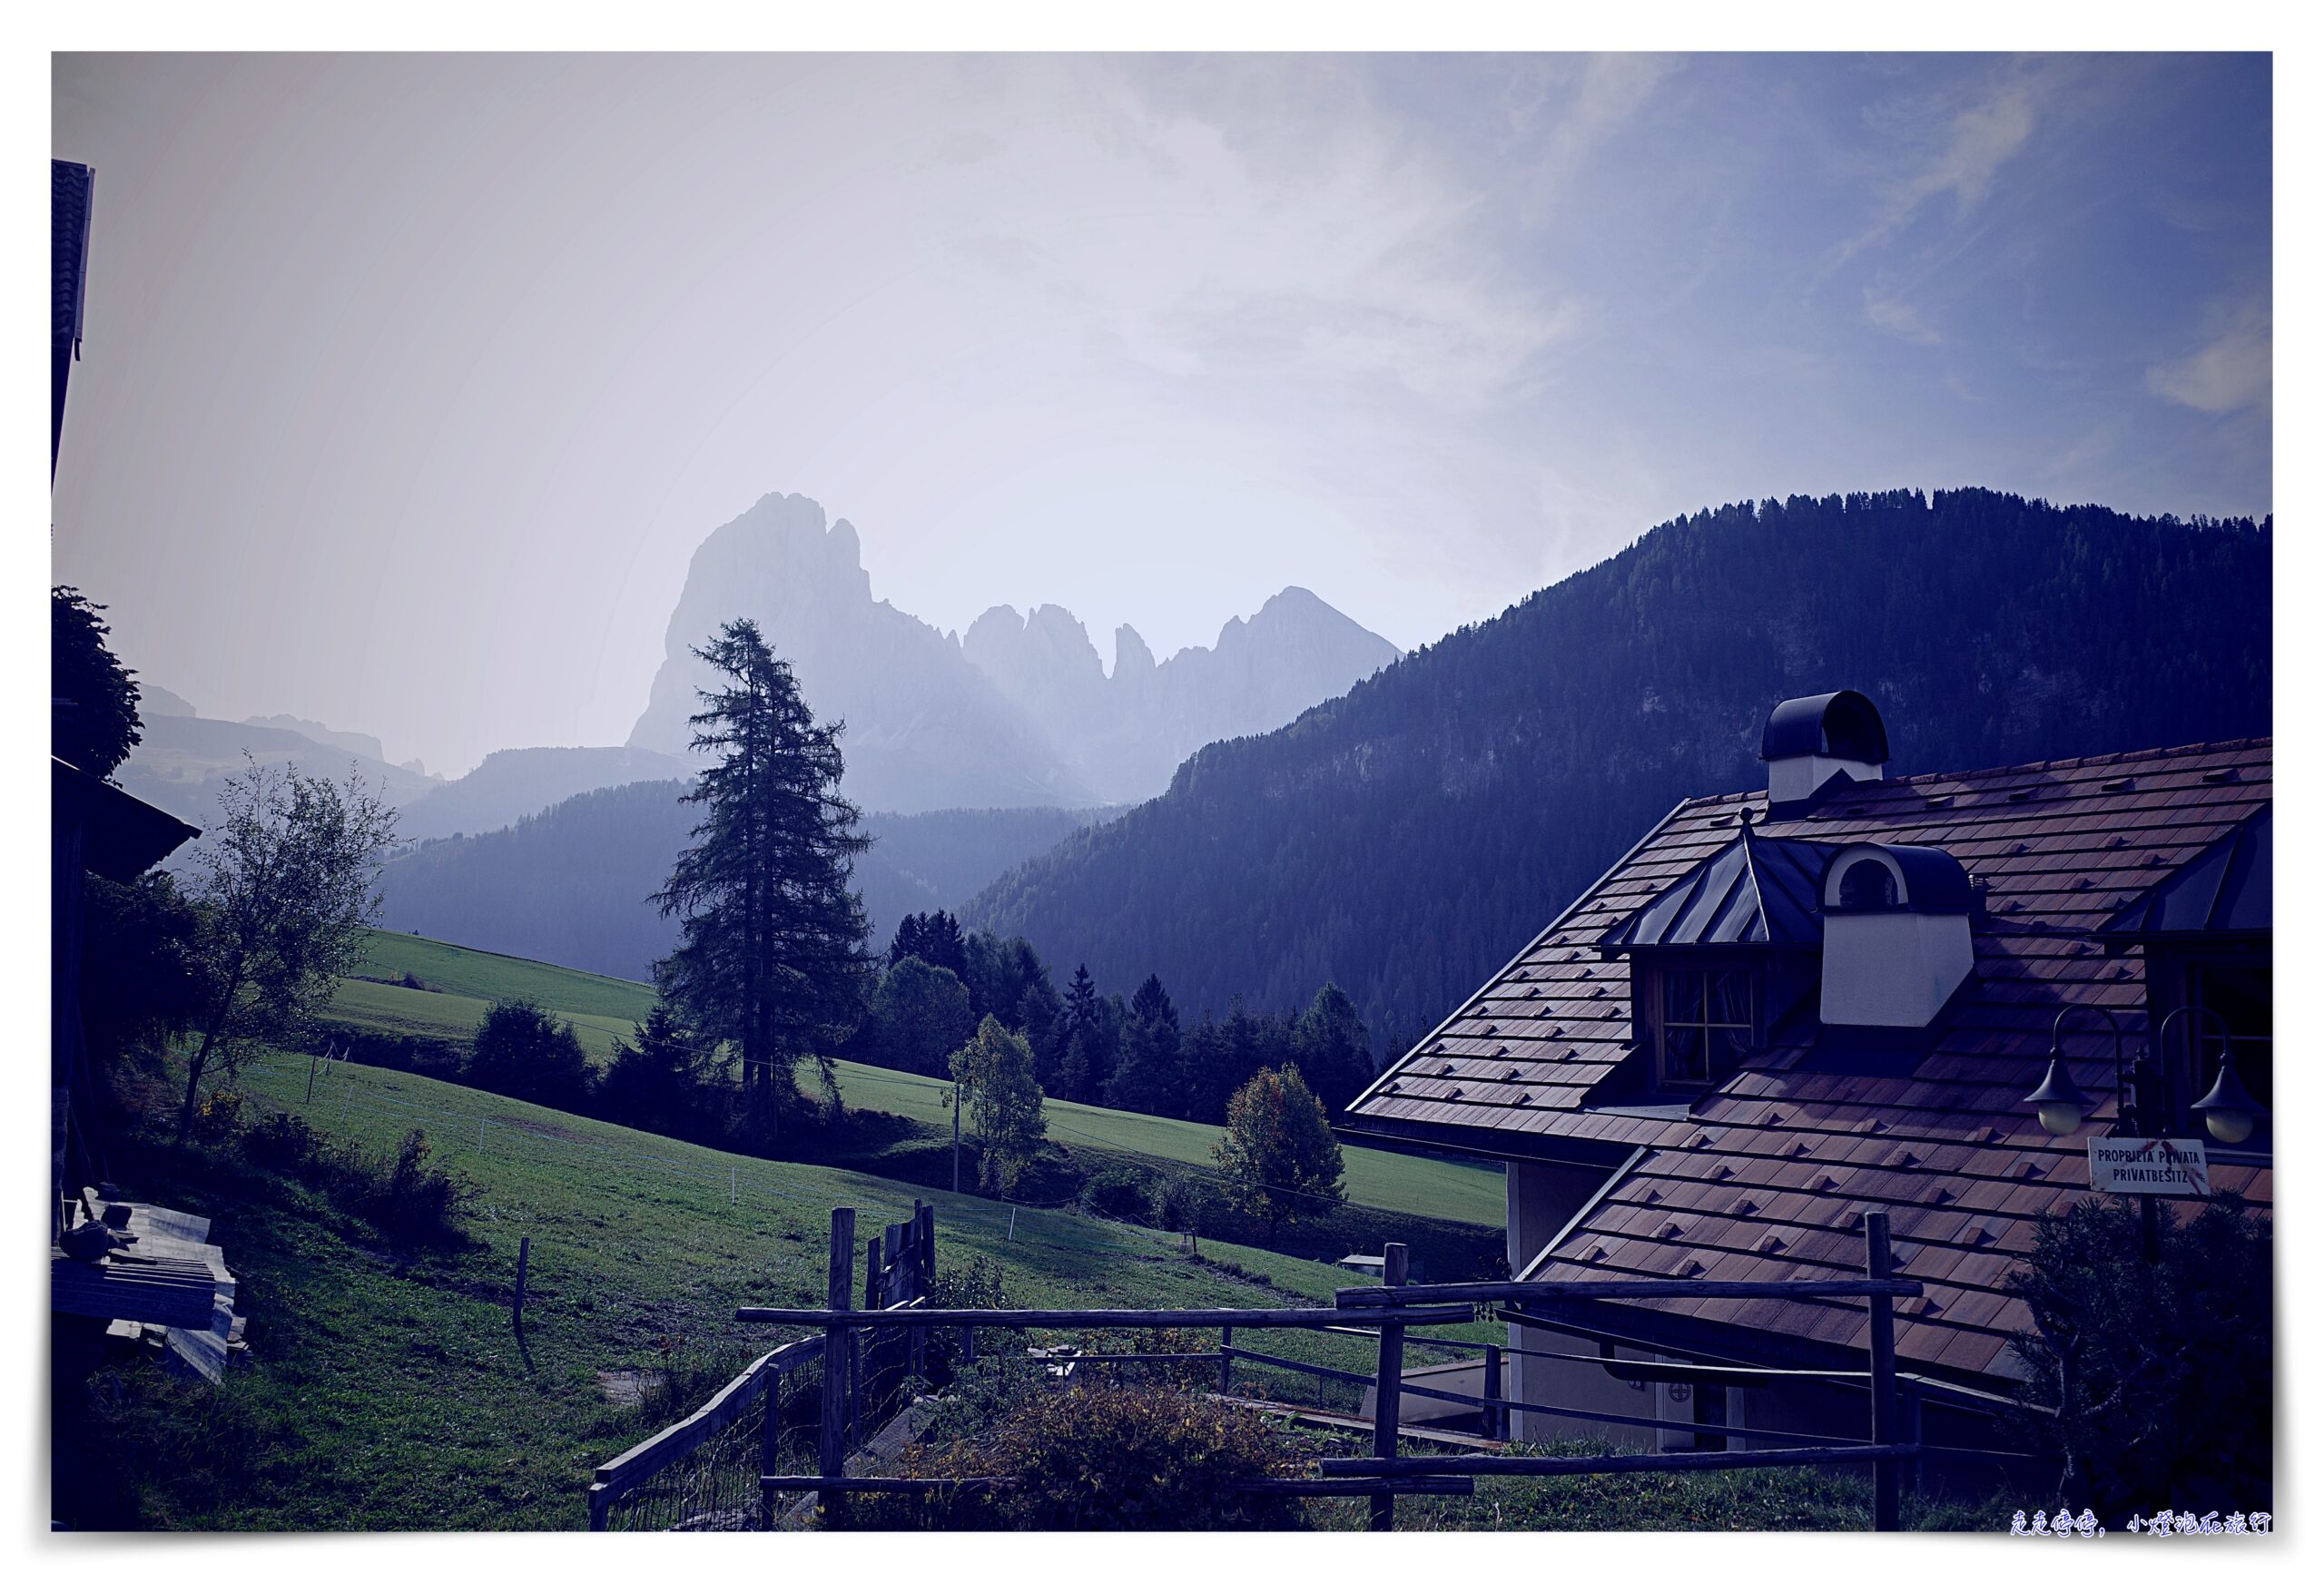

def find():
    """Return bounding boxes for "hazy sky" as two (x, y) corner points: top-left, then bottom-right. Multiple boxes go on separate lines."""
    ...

(51, 53), (2271, 775)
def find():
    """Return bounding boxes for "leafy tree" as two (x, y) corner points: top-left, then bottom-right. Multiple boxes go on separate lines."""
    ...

(52, 586), (141, 779)
(178, 759), (397, 1139)
(950, 1016), (1045, 1196)
(81, 872), (212, 1073)
(1212, 1065), (1345, 1246)
(1292, 982), (1374, 1114)
(599, 1002), (716, 1138)
(863, 956), (975, 1077)
(652, 619), (873, 1136)
(468, 999), (592, 1108)
(1103, 974), (1184, 1116)
(2004, 1192), (2272, 1515)
(890, 909), (970, 980)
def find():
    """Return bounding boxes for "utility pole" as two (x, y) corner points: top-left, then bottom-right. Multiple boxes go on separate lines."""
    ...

(950, 1080), (964, 1194)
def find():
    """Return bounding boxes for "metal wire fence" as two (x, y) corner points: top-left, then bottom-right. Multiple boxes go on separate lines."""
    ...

(594, 1353), (827, 1531)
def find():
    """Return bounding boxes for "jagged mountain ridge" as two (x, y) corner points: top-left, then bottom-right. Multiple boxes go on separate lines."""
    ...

(626, 492), (1397, 811)
(963, 587), (1400, 803)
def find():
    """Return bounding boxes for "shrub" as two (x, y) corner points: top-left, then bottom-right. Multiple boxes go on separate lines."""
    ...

(864, 1378), (1304, 1530)
(2004, 1191), (2271, 1514)
(468, 999), (592, 1109)
(1148, 1172), (1211, 1247)
(921, 1254), (1007, 1380)
(1077, 1165), (1154, 1223)
(304, 1024), (465, 1082)
(238, 1113), (474, 1247)
(369, 1130), (475, 1244)
(191, 1087), (248, 1145)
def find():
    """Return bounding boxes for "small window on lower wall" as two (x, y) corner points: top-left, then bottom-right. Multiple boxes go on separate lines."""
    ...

(1658, 967), (1756, 1090)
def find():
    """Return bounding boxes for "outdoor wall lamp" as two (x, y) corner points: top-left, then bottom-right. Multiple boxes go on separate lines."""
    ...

(2024, 1005), (2123, 1137)
(2156, 1004), (2266, 1146)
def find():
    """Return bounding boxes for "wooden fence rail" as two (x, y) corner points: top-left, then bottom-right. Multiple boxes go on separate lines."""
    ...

(734, 1304), (1477, 1330)
(615, 1203), (1925, 1532)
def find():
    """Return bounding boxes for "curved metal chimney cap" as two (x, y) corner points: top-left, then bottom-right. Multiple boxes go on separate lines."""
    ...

(1759, 690), (1890, 764)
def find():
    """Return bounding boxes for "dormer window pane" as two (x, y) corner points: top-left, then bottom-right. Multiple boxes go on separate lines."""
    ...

(1710, 969), (1753, 1024)
(1665, 1027), (1709, 1086)
(1656, 966), (1757, 1092)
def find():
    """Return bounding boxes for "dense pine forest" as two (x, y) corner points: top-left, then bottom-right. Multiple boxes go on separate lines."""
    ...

(965, 488), (2272, 1051)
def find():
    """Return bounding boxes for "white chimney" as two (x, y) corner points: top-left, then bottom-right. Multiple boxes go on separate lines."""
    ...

(1760, 691), (1889, 816)
(1818, 842), (1975, 1029)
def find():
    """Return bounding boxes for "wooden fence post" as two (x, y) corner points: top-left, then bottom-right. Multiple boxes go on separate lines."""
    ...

(862, 1233), (885, 1442)
(1864, 1210), (1900, 1532)
(911, 1201), (932, 1379)
(1369, 1242), (1408, 1532)
(1483, 1342), (1504, 1440)
(1897, 1381), (1923, 1500)
(1219, 1326), (1234, 1393)
(512, 1235), (530, 1332)
(819, 1206), (856, 1526)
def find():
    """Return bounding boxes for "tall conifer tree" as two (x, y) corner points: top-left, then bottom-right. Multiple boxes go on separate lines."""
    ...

(653, 619), (872, 1134)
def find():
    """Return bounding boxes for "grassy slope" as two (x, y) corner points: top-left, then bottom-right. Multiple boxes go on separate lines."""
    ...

(829, 1060), (1503, 1228)
(333, 929), (1504, 1230)
(96, 1053), (1450, 1530)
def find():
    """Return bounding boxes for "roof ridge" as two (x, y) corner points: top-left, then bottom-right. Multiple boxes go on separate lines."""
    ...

(1681, 736), (2272, 811)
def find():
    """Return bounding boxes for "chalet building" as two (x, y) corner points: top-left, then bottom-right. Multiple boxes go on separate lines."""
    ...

(1341, 692), (2271, 1482)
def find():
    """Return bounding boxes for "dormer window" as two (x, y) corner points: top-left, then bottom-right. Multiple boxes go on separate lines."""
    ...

(1654, 963), (1758, 1091)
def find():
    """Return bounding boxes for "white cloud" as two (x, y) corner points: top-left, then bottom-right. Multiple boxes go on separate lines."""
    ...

(1842, 68), (2040, 262)
(1863, 287), (1943, 346)
(2145, 299), (2271, 415)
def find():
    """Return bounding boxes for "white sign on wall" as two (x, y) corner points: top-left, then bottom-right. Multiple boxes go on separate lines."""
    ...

(2087, 1136), (2211, 1197)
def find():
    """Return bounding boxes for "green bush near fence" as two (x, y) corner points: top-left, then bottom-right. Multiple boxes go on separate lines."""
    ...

(860, 1375), (1307, 1531)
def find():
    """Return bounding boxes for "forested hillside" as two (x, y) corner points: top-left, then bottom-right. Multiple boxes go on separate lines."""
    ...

(377, 781), (1098, 983)
(966, 489), (2272, 1049)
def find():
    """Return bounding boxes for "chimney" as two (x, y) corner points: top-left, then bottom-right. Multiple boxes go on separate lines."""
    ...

(1759, 690), (1889, 816)
(1818, 842), (1976, 1029)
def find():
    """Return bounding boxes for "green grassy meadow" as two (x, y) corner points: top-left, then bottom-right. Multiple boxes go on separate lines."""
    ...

(333, 929), (1505, 1231)
(69, 1051), (1449, 1529)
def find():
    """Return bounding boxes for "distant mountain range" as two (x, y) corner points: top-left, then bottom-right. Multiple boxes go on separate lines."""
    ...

(376, 781), (1099, 983)
(392, 745), (697, 842)
(628, 492), (1398, 811)
(118, 712), (442, 837)
(964, 488), (2273, 1046)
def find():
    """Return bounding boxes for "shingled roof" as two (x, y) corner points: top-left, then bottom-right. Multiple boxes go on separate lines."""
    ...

(1343, 737), (2273, 1388)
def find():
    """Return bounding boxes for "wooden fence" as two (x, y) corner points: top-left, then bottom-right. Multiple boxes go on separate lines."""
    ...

(586, 1202), (936, 1531)
(712, 1204), (1929, 1532)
